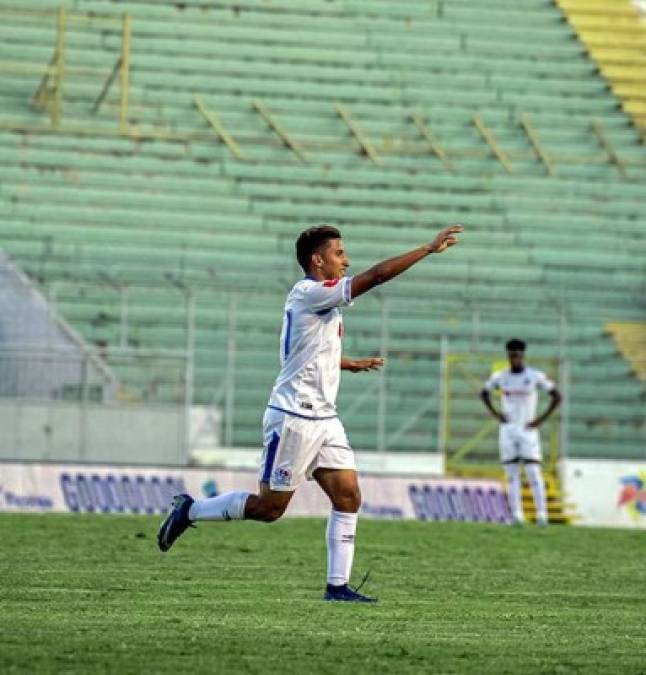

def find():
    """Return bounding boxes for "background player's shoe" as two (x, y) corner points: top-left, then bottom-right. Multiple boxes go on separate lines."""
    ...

(324, 583), (378, 603)
(157, 494), (195, 552)
(536, 515), (549, 527)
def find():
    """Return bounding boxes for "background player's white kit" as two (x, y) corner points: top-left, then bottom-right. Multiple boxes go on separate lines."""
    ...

(480, 342), (561, 528)
(484, 367), (556, 464)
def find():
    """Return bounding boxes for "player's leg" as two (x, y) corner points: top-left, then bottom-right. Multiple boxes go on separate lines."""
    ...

(189, 482), (294, 523)
(157, 482), (294, 552)
(500, 426), (524, 524)
(503, 460), (524, 524)
(243, 483), (294, 521)
(312, 418), (376, 602)
(314, 467), (361, 588)
(524, 461), (548, 526)
(520, 431), (548, 526)
(190, 408), (312, 524)
(189, 408), (298, 523)
(157, 409), (306, 552)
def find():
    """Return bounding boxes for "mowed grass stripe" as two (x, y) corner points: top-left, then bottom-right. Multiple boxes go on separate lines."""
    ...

(0, 515), (644, 674)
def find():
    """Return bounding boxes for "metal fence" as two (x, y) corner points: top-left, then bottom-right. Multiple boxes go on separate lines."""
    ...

(1, 281), (645, 466)
(0, 347), (190, 465)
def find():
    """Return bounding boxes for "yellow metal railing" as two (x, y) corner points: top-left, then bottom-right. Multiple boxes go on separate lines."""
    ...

(0, 6), (131, 133)
(556, 0), (646, 138)
(606, 322), (646, 381)
(1, 4), (645, 174)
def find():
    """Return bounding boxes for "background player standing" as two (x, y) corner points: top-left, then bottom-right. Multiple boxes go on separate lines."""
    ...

(158, 223), (463, 601)
(480, 339), (561, 526)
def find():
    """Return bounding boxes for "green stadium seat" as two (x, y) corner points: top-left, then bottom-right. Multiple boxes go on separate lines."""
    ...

(0, 0), (645, 459)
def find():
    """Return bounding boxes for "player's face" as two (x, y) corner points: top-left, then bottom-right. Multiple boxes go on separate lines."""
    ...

(507, 349), (525, 370)
(318, 238), (350, 279)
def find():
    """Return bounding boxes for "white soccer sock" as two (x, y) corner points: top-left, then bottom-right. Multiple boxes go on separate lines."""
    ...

(326, 510), (358, 586)
(504, 463), (524, 522)
(525, 463), (548, 522)
(188, 491), (250, 522)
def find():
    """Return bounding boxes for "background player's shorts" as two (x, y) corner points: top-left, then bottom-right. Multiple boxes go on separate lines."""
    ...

(499, 424), (542, 463)
(259, 408), (356, 491)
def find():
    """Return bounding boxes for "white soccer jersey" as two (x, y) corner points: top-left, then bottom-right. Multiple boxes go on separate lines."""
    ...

(267, 275), (353, 419)
(484, 367), (555, 428)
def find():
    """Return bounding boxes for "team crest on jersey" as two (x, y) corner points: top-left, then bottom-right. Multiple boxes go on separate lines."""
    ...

(323, 279), (340, 288)
(273, 465), (293, 487)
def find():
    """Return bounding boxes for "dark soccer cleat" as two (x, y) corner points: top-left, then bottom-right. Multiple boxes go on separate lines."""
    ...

(157, 494), (195, 552)
(324, 583), (378, 603)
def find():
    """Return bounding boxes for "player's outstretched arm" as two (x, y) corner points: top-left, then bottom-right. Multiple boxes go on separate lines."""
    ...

(350, 225), (463, 300)
(341, 357), (385, 373)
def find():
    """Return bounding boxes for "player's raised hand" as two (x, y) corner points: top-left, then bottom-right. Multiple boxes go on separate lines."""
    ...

(429, 225), (463, 253)
(351, 225), (464, 299)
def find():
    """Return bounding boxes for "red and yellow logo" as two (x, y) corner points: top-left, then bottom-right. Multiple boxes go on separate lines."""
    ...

(617, 472), (646, 520)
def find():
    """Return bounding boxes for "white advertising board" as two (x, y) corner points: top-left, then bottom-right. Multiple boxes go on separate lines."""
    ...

(563, 458), (646, 529)
(0, 461), (511, 524)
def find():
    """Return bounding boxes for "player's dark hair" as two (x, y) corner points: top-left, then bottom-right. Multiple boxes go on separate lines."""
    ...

(295, 224), (341, 273)
(506, 338), (526, 352)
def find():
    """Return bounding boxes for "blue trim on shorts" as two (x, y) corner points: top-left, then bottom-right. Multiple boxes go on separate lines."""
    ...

(266, 405), (337, 421)
(262, 431), (280, 483)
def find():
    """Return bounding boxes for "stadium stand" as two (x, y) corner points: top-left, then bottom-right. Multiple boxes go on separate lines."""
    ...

(0, 0), (644, 471)
(556, 0), (646, 136)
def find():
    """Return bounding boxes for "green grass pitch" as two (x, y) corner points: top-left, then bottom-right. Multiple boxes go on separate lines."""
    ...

(1, 514), (644, 674)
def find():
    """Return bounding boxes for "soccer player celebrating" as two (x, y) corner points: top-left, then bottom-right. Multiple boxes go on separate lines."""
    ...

(158, 223), (463, 601)
(480, 339), (562, 526)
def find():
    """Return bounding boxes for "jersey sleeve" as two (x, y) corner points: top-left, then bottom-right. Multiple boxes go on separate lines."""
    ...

(535, 370), (556, 392)
(301, 277), (353, 313)
(483, 370), (502, 392)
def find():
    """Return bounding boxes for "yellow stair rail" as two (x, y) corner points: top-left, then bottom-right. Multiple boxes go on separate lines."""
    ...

(451, 465), (575, 524)
(606, 322), (646, 381)
(556, 0), (646, 138)
(507, 472), (575, 524)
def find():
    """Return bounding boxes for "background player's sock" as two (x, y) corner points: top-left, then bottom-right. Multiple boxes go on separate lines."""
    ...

(525, 463), (548, 523)
(326, 510), (358, 586)
(188, 491), (249, 521)
(504, 463), (524, 522)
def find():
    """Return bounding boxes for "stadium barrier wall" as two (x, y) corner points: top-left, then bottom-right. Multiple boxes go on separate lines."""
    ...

(563, 458), (646, 529)
(0, 401), (185, 465)
(0, 461), (510, 524)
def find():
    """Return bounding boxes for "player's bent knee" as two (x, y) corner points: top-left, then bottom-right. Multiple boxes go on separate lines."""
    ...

(333, 488), (361, 513)
(250, 506), (285, 523)
(256, 510), (280, 523)
(245, 493), (290, 522)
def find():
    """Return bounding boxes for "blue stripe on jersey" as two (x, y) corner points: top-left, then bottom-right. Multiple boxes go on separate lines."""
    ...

(262, 431), (280, 483)
(284, 309), (293, 360)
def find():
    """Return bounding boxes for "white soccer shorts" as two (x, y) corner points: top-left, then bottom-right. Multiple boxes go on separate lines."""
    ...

(499, 424), (542, 464)
(259, 407), (356, 491)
